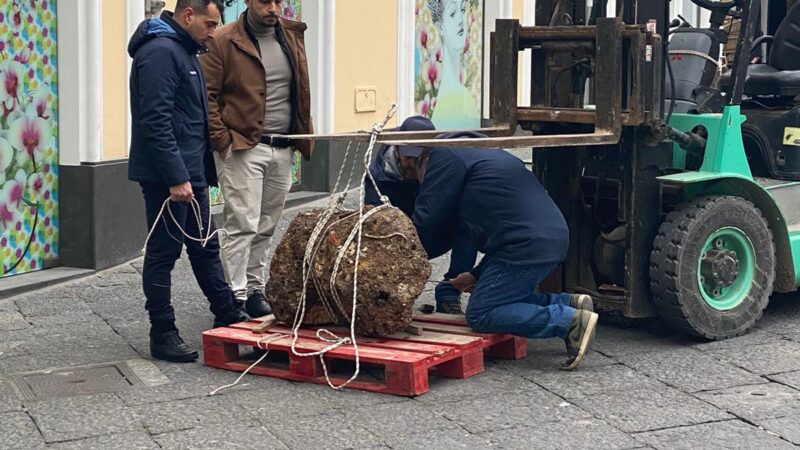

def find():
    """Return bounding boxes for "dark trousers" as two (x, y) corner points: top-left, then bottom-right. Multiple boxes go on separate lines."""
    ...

(466, 259), (575, 339)
(140, 182), (235, 324)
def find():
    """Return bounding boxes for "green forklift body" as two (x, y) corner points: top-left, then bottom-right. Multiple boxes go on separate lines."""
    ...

(659, 106), (800, 292)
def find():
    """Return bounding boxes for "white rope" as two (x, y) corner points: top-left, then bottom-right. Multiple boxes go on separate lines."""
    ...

(141, 196), (228, 255)
(289, 103), (398, 390)
(207, 333), (285, 396)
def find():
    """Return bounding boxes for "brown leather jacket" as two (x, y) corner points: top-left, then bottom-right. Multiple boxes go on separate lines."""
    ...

(200, 15), (313, 159)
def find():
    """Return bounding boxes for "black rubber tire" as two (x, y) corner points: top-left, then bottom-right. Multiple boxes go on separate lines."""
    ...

(649, 195), (775, 340)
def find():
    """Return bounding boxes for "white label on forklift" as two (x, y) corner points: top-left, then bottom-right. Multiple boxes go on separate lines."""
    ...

(784, 127), (800, 146)
(646, 45), (653, 62)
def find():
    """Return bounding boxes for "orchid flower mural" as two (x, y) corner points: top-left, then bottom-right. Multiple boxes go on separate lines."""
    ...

(0, 0), (59, 277)
(414, 0), (483, 130)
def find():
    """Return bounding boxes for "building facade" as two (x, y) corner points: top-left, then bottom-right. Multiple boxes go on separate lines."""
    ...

(1, 0), (712, 280)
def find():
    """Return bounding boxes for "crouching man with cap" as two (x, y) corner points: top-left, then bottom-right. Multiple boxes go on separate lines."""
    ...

(399, 132), (599, 370)
(363, 116), (478, 315)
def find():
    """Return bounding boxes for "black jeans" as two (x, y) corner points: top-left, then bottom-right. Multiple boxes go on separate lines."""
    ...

(140, 182), (235, 323)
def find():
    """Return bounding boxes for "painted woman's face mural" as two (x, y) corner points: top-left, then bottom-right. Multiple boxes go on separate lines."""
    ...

(415, 0), (483, 131)
(0, 0), (59, 277)
(440, 0), (467, 54)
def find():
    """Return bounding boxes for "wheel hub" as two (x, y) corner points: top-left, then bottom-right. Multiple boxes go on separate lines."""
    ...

(701, 249), (740, 288)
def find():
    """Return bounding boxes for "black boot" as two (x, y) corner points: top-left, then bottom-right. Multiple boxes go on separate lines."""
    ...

(213, 302), (252, 328)
(149, 324), (198, 363)
(245, 291), (272, 318)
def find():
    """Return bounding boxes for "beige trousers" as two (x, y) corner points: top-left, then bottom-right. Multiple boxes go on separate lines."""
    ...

(214, 143), (294, 299)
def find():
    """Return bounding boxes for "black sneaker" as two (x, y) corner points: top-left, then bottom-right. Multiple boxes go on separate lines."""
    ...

(213, 302), (252, 328)
(245, 291), (272, 318)
(149, 329), (198, 363)
(561, 310), (599, 371)
(436, 302), (464, 315)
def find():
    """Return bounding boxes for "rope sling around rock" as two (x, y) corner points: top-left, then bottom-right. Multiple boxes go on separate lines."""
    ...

(139, 103), (401, 394)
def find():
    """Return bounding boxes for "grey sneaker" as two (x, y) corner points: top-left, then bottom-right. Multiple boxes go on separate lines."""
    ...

(561, 310), (599, 371)
(569, 294), (594, 312)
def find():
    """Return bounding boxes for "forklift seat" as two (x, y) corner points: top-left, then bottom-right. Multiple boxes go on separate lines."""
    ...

(720, 2), (800, 97)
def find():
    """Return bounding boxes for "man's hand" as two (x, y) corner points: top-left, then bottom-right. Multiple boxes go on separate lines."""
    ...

(169, 181), (194, 203)
(448, 272), (477, 294)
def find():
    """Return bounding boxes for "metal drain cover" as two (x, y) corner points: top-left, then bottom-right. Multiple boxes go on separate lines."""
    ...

(8, 362), (146, 401)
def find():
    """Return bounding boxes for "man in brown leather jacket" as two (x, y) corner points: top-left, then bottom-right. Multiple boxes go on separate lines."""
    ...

(200, 0), (313, 317)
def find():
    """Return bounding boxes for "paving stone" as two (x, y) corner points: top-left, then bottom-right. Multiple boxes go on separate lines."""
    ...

(481, 419), (640, 450)
(527, 363), (664, 399)
(706, 340), (800, 375)
(434, 390), (592, 433)
(632, 419), (794, 450)
(691, 329), (785, 352)
(695, 383), (800, 421)
(44, 431), (159, 450)
(27, 393), (138, 443)
(759, 416), (800, 445)
(291, 381), (408, 410)
(495, 337), (615, 376)
(264, 412), (385, 450)
(0, 299), (19, 312)
(590, 325), (691, 358)
(0, 381), (22, 413)
(231, 383), (348, 420)
(15, 295), (93, 318)
(130, 394), (254, 436)
(25, 313), (108, 328)
(152, 421), (286, 450)
(0, 411), (45, 450)
(345, 400), (459, 438)
(413, 363), (540, 404)
(0, 312), (31, 332)
(769, 370), (800, 390)
(382, 428), (493, 450)
(619, 347), (766, 393)
(570, 386), (732, 433)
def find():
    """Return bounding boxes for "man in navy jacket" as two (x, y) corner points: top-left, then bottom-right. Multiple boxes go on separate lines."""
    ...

(128, 0), (249, 363)
(405, 136), (600, 370)
(364, 117), (477, 314)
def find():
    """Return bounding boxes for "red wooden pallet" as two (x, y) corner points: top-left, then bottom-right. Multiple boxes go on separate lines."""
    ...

(202, 313), (526, 396)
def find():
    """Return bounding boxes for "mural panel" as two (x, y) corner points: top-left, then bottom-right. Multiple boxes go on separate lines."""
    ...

(0, 0), (59, 277)
(415, 0), (483, 130)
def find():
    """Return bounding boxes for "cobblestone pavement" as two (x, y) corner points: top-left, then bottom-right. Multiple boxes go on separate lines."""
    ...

(2, 195), (800, 449)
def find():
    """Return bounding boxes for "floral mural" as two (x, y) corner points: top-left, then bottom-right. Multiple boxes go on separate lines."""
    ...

(0, 0), (58, 278)
(212, 0), (302, 206)
(415, 0), (483, 130)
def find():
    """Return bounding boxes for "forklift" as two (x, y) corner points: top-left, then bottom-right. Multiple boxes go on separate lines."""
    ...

(373, 0), (800, 340)
(300, 0), (800, 340)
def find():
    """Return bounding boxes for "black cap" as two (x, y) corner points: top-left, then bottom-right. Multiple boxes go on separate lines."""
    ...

(395, 116), (435, 158)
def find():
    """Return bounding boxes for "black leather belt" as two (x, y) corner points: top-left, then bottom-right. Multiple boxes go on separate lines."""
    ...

(260, 135), (292, 148)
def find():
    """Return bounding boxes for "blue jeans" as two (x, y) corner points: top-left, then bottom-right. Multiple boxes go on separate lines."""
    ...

(140, 182), (235, 323)
(465, 259), (576, 339)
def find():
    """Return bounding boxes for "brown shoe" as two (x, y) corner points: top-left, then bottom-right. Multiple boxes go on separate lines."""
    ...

(561, 310), (599, 371)
(569, 294), (594, 312)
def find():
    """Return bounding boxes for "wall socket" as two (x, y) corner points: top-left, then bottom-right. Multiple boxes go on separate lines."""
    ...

(354, 86), (377, 113)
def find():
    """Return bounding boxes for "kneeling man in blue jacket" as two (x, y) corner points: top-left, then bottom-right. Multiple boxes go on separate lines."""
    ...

(402, 132), (599, 370)
(364, 116), (477, 315)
